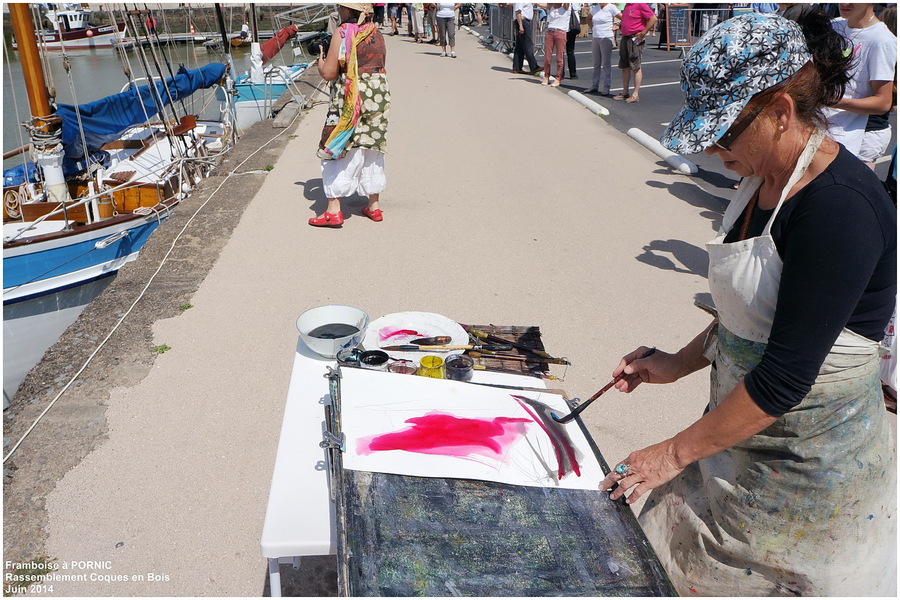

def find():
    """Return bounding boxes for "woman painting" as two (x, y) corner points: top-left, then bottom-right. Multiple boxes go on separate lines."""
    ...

(600, 12), (896, 596)
(311, 3), (390, 227)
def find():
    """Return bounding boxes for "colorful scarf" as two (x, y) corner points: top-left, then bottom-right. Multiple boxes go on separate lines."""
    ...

(320, 22), (376, 160)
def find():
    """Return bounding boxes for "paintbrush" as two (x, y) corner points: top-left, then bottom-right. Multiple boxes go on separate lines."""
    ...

(468, 350), (569, 365)
(409, 336), (452, 345)
(380, 344), (513, 352)
(551, 347), (656, 424)
(461, 325), (571, 365)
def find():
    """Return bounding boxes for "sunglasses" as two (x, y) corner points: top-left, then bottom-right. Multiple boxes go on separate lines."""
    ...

(713, 102), (768, 152)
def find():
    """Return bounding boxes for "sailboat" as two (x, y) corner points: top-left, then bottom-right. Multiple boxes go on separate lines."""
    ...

(3, 4), (236, 404)
(14, 3), (128, 51)
(214, 4), (312, 131)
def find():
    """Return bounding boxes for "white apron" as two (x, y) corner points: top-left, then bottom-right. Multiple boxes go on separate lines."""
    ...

(639, 130), (897, 596)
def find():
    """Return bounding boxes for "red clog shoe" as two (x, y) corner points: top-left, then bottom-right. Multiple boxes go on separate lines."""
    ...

(362, 207), (383, 222)
(308, 211), (344, 227)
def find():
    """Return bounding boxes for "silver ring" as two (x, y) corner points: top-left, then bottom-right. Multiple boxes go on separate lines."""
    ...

(615, 463), (631, 477)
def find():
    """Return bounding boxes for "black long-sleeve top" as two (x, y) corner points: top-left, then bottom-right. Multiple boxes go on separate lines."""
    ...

(722, 146), (896, 417)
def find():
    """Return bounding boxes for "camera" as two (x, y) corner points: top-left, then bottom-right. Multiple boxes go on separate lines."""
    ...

(307, 33), (332, 57)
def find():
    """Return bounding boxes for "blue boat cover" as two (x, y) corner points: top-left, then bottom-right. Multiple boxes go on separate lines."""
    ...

(3, 163), (40, 188)
(55, 63), (226, 158)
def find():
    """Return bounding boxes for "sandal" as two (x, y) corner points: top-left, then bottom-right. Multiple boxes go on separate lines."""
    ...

(362, 207), (383, 222)
(308, 211), (344, 227)
(626, 95), (640, 103)
(613, 93), (628, 100)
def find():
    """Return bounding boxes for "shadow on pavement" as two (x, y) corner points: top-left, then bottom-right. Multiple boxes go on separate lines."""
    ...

(646, 176), (727, 232)
(691, 166), (740, 191)
(637, 239), (709, 278)
(300, 178), (329, 216)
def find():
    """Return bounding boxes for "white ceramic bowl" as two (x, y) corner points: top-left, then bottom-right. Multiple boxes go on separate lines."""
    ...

(296, 305), (369, 358)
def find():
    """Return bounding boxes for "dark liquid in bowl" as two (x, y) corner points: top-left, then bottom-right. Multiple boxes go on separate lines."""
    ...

(308, 323), (360, 339)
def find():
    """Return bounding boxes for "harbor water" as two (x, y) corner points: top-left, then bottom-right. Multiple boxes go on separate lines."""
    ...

(2, 40), (304, 163)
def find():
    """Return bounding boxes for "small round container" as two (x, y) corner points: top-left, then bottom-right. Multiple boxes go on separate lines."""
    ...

(359, 350), (390, 371)
(388, 359), (418, 375)
(296, 304), (369, 359)
(444, 353), (474, 382)
(336, 348), (361, 366)
(417, 355), (445, 379)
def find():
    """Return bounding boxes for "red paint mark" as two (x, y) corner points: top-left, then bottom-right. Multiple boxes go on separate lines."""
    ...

(378, 327), (421, 341)
(512, 395), (581, 479)
(357, 412), (530, 459)
(689, 588), (698, 594)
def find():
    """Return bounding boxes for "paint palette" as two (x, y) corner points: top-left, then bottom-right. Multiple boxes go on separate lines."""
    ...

(362, 311), (469, 360)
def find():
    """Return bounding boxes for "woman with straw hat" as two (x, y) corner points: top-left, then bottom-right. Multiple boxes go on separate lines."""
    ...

(310, 3), (391, 227)
(600, 10), (896, 595)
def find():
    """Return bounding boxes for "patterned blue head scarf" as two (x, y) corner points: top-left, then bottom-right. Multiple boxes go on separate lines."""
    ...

(660, 12), (811, 155)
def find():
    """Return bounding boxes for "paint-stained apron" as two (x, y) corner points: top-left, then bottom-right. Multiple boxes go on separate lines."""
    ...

(639, 130), (897, 596)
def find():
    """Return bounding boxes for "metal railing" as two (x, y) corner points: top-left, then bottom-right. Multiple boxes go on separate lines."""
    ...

(273, 4), (333, 30)
(489, 4), (514, 52)
(488, 5), (550, 55)
(682, 7), (740, 39)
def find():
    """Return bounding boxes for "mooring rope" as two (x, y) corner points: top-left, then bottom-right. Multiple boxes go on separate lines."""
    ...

(3, 106), (303, 464)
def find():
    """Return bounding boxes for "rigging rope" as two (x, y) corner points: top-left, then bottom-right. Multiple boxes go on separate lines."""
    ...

(30, 4), (56, 97)
(2, 34), (29, 165)
(123, 5), (180, 162)
(59, 41), (99, 194)
(141, 2), (190, 118)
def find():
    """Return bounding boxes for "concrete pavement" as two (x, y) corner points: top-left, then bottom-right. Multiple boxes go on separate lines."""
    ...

(7, 25), (887, 597)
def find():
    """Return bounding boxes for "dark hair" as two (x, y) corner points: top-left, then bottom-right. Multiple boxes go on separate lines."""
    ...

(749, 8), (853, 129)
(881, 4), (897, 37)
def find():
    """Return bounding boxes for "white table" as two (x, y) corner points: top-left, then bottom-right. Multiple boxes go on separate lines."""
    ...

(259, 339), (548, 596)
(259, 340), (336, 597)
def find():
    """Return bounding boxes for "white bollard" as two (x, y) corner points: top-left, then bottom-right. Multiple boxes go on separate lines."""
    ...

(566, 90), (609, 117)
(627, 127), (698, 175)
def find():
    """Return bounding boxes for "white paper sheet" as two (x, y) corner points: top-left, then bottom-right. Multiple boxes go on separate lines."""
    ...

(337, 367), (605, 490)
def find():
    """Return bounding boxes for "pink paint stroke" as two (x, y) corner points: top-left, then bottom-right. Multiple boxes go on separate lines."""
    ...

(378, 327), (422, 342)
(356, 412), (530, 460)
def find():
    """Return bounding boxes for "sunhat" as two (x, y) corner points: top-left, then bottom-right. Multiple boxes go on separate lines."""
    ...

(660, 12), (811, 155)
(337, 3), (373, 13)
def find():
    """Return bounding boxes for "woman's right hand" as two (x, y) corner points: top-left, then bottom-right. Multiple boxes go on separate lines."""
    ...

(612, 347), (683, 393)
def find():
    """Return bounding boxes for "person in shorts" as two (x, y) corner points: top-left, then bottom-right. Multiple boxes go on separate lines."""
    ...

(614, 3), (657, 103)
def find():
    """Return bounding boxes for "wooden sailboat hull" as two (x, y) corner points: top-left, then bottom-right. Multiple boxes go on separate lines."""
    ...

(3, 206), (173, 305)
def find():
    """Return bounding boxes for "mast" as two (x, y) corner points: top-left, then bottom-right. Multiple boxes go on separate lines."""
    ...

(214, 2), (238, 125)
(9, 3), (71, 205)
(214, 3), (234, 68)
